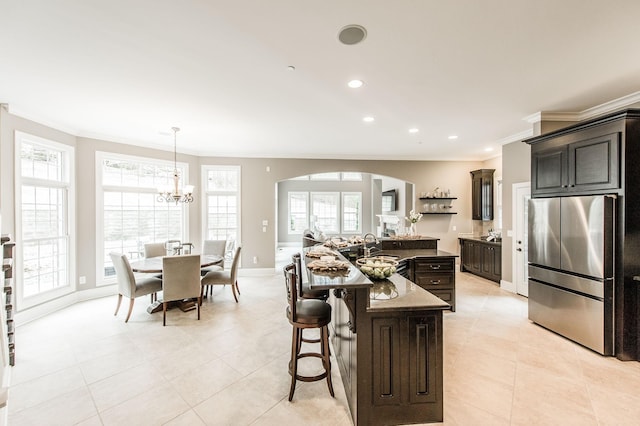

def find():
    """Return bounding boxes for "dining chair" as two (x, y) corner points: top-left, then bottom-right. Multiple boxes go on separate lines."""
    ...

(200, 245), (242, 304)
(144, 242), (166, 258)
(161, 254), (202, 326)
(200, 239), (226, 275)
(110, 252), (163, 322)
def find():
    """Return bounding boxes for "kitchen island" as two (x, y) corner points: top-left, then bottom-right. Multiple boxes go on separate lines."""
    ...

(303, 249), (450, 426)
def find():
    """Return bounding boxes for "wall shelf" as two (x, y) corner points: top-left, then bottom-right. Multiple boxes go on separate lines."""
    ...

(420, 196), (456, 214)
(420, 212), (457, 215)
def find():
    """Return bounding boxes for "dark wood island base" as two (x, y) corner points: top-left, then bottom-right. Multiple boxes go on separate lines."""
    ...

(304, 251), (450, 426)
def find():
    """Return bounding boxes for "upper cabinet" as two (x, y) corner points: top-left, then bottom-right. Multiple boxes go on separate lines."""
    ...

(471, 169), (494, 221)
(530, 132), (620, 196)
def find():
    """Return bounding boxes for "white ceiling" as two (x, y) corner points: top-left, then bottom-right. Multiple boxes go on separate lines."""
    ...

(2, 0), (640, 161)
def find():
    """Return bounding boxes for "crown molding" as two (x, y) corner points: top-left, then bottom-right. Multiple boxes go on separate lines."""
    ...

(524, 91), (640, 125)
(580, 90), (640, 120)
(498, 128), (533, 145)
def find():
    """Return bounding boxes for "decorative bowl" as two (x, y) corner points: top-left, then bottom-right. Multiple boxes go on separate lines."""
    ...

(356, 256), (399, 280)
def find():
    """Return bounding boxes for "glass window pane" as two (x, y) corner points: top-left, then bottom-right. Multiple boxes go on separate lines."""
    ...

(311, 192), (339, 234)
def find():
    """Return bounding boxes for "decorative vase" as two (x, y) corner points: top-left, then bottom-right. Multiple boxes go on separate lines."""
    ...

(410, 223), (417, 236)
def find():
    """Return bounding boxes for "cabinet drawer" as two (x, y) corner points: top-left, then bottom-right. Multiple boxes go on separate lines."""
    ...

(428, 289), (453, 303)
(414, 273), (454, 287)
(414, 260), (454, 272)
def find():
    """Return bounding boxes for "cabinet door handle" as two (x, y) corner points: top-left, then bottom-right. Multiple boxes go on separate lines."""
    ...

(430, 280), (441, 284)
(570, 184), (575, 187)
(429, 265), (441, 270)
(561, 185), (568, 188)
(516, 248), (522, 252)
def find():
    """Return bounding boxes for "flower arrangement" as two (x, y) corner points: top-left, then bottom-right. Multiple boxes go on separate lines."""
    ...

(405, 209), (423, 224)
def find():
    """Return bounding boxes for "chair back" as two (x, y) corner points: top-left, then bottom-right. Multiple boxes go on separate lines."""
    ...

(203, 240), (226, 257)
(283, 263), (298, 320)
(229, 246), (242, 283)
(162, 254), (201, 302)
(144, 243), (166, 258)
(110, 252), (136, 298)
(292, 252), (304, 295)
(165, 240), (182, 255)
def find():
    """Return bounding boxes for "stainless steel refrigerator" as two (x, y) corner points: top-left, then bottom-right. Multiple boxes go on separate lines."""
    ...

(528, 195), (615, 355)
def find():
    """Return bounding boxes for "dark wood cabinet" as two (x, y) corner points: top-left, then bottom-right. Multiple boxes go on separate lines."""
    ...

(380, 238), (438, 250)
(531, 132), (620, 195)
(471, 169), (494, 220)
(412, 257), (456, 311)
(459, 238), (501, 283)
(370, 314), (440, 408)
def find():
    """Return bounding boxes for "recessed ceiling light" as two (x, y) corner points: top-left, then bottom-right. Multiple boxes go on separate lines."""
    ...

(348, 79), (363, 88)
(409, 128), (419, 134)
(448, 135), (458, 140)
(363, 116), (375, 123)
(484, 147), (494, 152)
(287, 65), (296, 71)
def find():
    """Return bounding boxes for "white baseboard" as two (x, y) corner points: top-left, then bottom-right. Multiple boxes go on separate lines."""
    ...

(15, 285), (117, 326)
(239, 268), (277, 277)
(500, 279), (516, 293)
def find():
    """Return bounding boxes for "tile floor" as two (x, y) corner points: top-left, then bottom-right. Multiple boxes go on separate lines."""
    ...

(7, 263), (640, 425)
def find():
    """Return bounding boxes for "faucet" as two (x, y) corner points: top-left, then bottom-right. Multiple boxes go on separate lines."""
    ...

(362, 233), (379, 257)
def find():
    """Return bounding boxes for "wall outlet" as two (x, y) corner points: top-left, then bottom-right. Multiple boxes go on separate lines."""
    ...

(452, 225), (457, 231)
(79, 276), (86, 285)
(262, 219), (268, 226)
(253, 256), (258, 264)
(262, 226), (267, 232)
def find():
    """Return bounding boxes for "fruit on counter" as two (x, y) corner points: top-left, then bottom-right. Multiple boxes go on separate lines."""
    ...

(356, 256), (398, 280)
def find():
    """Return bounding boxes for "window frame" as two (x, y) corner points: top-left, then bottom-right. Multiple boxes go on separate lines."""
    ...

(14, 131), (76, 310)
(287, 191), (309, 235)
(95, 151), (190, 285)
(310, 191), (340, 234)
(341, 192), (362, 234)
(201, 165), (241, 258)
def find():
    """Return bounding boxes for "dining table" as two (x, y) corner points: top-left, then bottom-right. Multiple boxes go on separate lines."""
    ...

(129, 254), (223, 313)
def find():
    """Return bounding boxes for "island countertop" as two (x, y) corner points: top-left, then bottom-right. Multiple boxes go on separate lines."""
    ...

(302, 248), (450, 311)
(368, 274), (450, 312)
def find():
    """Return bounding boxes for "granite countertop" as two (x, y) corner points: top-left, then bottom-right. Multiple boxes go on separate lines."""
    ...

(458, 236), (502, 246)
(303, 248), (451, 311)
(367, 274), (450, 312)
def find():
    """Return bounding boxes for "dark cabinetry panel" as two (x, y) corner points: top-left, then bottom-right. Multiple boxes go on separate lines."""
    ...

(531, 132), (620, 196)
(412, 257), (456, 311)
(471, 169), (494, 220)
(366, 311), (443, 424)
(459, 238), (501, 283)
(381, 239), (438, 250)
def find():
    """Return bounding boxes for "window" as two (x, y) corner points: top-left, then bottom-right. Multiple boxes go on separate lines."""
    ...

(311, 192), (339, 234)
(288, 191), (362, 235)
(96, 152), (187, 283)
(203, 166), (240, 259)
(310, 172), (340, 181)
(342, 192), (362, 233)
(341, 172), (362, 181)
(288, 192), (308, 234)
(15, 132), (75, 308)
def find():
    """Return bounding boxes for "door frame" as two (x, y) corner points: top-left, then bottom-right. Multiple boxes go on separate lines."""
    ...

(512, 182), (531, 296)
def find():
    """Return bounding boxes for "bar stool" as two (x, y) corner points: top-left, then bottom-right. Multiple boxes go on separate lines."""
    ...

(283, 263), (334, 401)
(292, 253), (329, 301)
